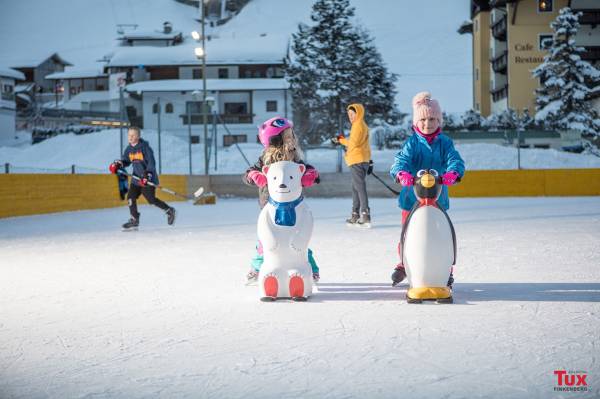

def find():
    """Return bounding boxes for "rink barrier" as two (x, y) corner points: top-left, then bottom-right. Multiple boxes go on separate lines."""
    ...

(448, 169), (600, 197)
(0, 174), (187, 218)
(1, 169), (598, 218)
(191, 169), (600, 199)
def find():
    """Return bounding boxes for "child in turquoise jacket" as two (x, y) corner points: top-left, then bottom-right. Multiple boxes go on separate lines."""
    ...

(389, 92), (465, 287)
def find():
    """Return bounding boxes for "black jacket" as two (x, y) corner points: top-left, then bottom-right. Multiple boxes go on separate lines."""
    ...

(121, 139), (159, 186)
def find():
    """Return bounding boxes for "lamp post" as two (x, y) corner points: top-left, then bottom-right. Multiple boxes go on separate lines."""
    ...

(192, 0), (209, 175)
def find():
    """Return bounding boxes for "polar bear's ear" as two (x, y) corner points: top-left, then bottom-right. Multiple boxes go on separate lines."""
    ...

(262, 165), (269, 175)
(298, 164), (306, 174)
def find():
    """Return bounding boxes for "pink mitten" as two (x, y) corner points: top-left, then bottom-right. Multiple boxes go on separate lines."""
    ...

(441, 171), (459, 186)
(301, 168), (319, 187)
(248, 170), (267, 187)
(396, 171), (414, 187)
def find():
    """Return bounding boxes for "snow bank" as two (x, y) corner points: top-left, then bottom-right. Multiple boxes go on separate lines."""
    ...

(1, 129), (599, 174)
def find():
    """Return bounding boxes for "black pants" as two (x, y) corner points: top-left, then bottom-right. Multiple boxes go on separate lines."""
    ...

(350, 162), (370, 213)
(127, 184), (170, 218)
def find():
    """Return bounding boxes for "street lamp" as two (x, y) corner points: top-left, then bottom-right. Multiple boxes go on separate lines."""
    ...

(192, 0), (209, 175)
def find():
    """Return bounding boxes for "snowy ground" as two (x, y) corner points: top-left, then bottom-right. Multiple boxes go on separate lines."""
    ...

(2, 129), (600, 174)
(1, 196), (599, 398)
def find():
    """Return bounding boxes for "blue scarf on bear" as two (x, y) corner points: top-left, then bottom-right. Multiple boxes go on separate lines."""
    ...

(268, 196), (304, 226)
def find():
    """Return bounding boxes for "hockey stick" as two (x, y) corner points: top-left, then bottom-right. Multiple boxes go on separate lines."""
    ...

(116, 169), (204, 201)
(370, 171), (400, 195)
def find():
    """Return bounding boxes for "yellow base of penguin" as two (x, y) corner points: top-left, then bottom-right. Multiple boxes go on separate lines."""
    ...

(407, 286), (452, 300)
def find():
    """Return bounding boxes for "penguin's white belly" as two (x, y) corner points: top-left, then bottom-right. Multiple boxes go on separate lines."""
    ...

(403, 206), (453, 288)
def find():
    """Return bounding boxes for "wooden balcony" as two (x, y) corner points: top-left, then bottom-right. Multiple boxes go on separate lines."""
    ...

(490, 50), (508, 74)
(490, 83), (508, 102)
(180, 113), (253, 125)
(581, 46), (600, 62)
(576, 9), (600, 25)
(491, 14), (507, 41)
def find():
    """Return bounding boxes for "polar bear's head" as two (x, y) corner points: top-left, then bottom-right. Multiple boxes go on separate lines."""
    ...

(262, 161), (306, 203)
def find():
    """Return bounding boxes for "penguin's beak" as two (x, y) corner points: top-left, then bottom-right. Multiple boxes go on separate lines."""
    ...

(421, 174), (435, 188)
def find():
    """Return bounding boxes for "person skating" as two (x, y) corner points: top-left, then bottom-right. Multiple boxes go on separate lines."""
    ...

(109, 126), (175, 230)
(333, 104), (372, 227)
(389, 92), (465, 287)
(243, 117), (321, 283)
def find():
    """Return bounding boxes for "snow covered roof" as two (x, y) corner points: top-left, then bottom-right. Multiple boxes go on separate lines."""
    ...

(125, 78), (289, 93)
(108, 35), (288, 67)
(64, 91), (111, 107)
(118, 30), (182, 40)
(15, 83), (34, 93)
(0, 67), (25, 80)
(0, 53), (73, 68)
(45, 69), (108, 80)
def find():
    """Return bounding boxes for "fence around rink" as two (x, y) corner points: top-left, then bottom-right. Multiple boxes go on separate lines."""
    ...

(1, 169), (600, 218)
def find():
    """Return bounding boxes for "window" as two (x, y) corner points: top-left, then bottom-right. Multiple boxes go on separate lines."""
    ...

(1, 84), (14, 100)
(223, 134), (248, 147)
(476, 103), (480, 111)
(218, 68), (229, 79)
(224, 102), (248, 115)
(186, 101), (204, 114)
(266, 100), (277, 112)
(475, 68), (479, 81)
(539, 34), (553, 50)
(152, 103), (159, 114)
(165, 103), (174, 113)
(192, 68), (202, 79)
(538, 0), (552, 13)
(474, 19), (478, 32)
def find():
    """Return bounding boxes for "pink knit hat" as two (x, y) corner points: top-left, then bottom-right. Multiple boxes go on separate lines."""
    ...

(412, 92), (443, 126)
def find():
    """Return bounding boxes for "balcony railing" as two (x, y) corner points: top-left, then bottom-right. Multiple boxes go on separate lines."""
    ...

(576, 9), (600, 25)
(180, 113), (253, 125)
(490, 50), (508, 74)
(491, 14), (507, 41)
(490, 83), (508, 102)
(1, 92), (15, 101)
(581, 46), (600, 62)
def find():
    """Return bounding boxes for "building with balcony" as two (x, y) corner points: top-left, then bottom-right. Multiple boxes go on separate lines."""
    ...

(0, 67), (25, 140)
(460, 0), (600, 116)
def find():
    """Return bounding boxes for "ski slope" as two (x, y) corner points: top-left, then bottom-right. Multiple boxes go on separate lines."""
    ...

(1, 196), (599, 398)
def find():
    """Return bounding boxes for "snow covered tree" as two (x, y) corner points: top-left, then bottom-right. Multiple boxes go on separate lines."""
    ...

(442, 112), (461, 131)
(532, 7), (600, 137)
(519, 108), (535, 131)
(287, 0), (399, 144)
(484, 109), (519, 131)
(287, 23), (323, 143)
(462, 109), (484, 131)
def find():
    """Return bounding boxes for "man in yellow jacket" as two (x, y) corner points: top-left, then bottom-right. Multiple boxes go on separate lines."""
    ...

(335, 103), (372, 227)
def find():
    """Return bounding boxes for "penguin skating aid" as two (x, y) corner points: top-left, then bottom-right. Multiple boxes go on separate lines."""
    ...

(400, 169), (457, 304)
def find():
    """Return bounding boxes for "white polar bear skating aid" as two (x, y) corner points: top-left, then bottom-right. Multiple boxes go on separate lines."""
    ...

(257, 161), (314, 301)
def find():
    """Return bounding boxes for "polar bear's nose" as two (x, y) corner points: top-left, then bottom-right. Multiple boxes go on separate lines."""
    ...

(279, 183), (287, 189)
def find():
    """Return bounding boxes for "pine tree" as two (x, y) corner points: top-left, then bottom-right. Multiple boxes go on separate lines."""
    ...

(462, 109), (484, 131)
(287, 0), (399, 144)
(442, 112), (460, 131)
(519, 109), (535, 131)
(532, 7), (600, 136)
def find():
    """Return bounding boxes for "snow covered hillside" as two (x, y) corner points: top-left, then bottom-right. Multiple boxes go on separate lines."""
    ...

(1, 197), (599, 398)
(0, 0), (472, 112)
(1, 129), (600, 174)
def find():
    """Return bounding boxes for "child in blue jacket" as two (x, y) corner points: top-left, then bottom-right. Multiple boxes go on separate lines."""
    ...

(389, 92), (465, 287)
